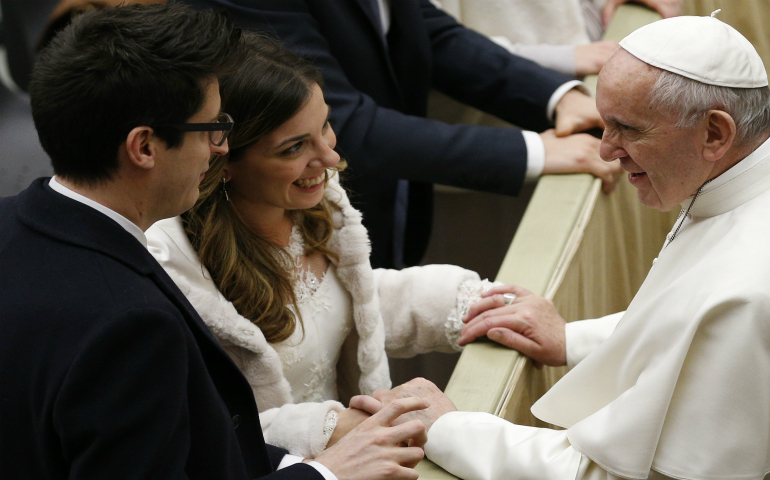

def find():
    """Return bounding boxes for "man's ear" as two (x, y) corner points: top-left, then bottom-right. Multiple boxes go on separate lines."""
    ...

(124, 126), (158, 170)
(702, 110), (737, 163)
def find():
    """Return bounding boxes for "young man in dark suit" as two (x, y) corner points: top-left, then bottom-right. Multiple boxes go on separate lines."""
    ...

(0, 5), (427, 479)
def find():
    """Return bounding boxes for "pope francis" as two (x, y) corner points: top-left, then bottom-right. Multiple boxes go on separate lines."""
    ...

(352, 12), (770, 480)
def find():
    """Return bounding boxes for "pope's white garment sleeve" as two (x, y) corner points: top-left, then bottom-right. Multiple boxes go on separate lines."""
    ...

(425, 412), (623, 480)
(565, 312), (624, 369)
(277, 455), (339, 480)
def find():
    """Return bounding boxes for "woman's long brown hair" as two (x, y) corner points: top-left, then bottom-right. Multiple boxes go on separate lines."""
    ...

(182, 33), (344, 343)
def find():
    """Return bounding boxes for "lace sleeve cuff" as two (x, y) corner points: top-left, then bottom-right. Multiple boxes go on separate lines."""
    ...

(445, 278), (503, 350)
(320, 409), (339, 449)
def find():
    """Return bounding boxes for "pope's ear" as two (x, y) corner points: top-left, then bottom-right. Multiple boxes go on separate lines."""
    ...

(702, 110), (737, 163)
(124, 126), (158, 170)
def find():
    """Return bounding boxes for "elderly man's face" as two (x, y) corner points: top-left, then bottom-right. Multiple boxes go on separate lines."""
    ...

(596, 49), (711, 211)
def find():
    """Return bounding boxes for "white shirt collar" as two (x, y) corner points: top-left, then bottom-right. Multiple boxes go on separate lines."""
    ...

(48, 176), (148, 248)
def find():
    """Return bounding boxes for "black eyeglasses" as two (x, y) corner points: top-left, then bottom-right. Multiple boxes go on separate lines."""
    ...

(154, 112), (234, 147)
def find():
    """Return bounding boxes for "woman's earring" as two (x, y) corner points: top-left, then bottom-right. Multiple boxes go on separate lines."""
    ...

(222, 177), (230, 202)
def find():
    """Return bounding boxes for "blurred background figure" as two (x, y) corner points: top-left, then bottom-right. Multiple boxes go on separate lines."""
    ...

(0, 0), (55, 197)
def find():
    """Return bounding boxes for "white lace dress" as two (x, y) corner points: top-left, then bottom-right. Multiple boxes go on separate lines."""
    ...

(274, 226), (355, 404)
(273, 225), (499, 448)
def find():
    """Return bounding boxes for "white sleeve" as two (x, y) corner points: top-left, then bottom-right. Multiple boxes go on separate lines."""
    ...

(425, 412), (623, 480)
(373, 265), (482, 357)
(259, 400), (345, 458)
(565, 312), (624, 369)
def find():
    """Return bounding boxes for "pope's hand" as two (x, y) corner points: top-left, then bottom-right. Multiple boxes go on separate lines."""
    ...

(540, 129), (622, 194)
(350, 378), (457, 445)
(314, 397), (428, 479)
(458, 285), (567, 368)
(602, 0), (682, 27)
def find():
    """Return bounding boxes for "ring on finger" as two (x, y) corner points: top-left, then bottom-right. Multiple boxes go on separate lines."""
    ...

(503, 293), (517, 305)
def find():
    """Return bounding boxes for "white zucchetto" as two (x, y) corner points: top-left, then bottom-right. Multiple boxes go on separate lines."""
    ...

(619, 12), (769, 88)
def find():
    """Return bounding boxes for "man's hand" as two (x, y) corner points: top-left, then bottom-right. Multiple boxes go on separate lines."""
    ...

(314, 397), (428, 480)
(574, 40), (618, 77)
(553, 89), (603, 136)
(458, 285), (567, 368)
(350, 378), (457, 439)
(602, 0), (682, 27)
(540, 129), (622, 193)
(326, 408), (371, 449)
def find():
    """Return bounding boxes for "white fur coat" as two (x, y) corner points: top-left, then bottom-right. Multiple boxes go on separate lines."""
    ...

(146, 177), (490, 457)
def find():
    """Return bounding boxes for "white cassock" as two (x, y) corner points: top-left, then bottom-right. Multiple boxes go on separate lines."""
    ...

(425, 136), (770, 480)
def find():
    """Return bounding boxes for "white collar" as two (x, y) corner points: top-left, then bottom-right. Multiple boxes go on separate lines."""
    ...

(48, 176), (148, 248)
(681, 134), (770, 217)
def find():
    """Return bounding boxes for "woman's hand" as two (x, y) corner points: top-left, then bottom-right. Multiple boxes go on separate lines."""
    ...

(326, 407), (372, 448)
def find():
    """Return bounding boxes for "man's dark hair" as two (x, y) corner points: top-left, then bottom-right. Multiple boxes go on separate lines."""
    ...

(29, 4), (242, 185)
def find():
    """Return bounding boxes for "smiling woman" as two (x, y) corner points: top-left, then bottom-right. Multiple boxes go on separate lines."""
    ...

(144, 32), (522, 459)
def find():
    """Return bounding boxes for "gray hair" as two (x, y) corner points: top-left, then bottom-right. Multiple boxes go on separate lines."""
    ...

(648, 69), (770, 146)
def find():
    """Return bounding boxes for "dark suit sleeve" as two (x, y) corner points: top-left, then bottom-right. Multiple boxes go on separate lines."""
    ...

(53, 309), (194, 479)
(266, 444), (289, 470)
(181, 0), (570, 196)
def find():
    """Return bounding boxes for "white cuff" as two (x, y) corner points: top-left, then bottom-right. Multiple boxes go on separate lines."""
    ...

(307, 461), (339, 480)
(277, 455), (340, 480)
(547, 80), (589, 122)
(522, 130), (545, 182)
(277, 454), (304, 469)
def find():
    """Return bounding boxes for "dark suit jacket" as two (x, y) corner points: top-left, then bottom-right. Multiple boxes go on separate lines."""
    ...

(180, 0), (572, 268)
(0, 179), (323, 480)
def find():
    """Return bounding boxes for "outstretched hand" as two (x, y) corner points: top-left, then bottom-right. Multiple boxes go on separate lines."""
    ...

(602, 0), (682, 27)
(314, 397), (428, 480)
(458, 285), (567, 367)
